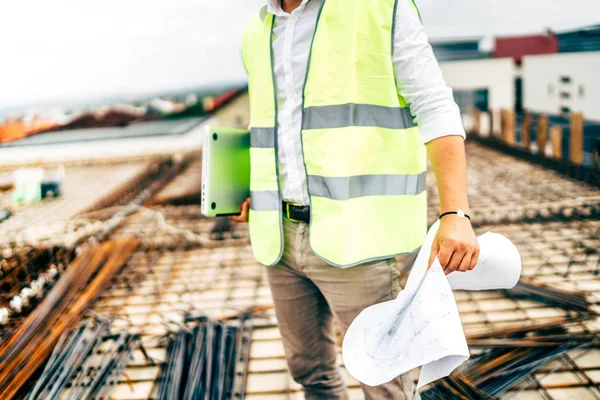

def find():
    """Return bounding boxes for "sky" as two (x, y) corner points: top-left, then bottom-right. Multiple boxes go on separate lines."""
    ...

(0, 0), (599, 112)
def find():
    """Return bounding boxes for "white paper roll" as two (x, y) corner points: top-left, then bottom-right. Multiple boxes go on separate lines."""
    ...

(342, 222), (522, 389)
(446, 232), (522, 291)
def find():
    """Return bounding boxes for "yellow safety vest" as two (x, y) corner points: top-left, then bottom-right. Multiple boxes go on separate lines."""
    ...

(242, 0), (427, 268)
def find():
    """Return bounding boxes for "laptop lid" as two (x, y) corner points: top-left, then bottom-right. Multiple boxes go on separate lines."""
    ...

(201, 126), (250, 217)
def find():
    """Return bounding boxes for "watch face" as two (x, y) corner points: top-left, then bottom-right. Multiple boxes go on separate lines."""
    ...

(457, 210), (465, 218)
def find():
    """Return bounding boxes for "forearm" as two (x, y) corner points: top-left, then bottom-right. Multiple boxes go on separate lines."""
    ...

(391, 1), (477, 271)
(426, 135), (469, 215)
(393, 0), (468, 214)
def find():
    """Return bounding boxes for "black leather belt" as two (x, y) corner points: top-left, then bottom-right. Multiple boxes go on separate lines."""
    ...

(282, 201), (310, 223)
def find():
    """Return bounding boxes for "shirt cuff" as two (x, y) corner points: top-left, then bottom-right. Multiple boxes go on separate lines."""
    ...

(418, 110), (466, 144)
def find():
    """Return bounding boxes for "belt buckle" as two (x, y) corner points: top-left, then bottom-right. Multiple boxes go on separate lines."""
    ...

(286, 202), (302, 223)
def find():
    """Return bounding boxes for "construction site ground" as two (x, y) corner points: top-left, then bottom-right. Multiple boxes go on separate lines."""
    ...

(2, 95), (600, 399)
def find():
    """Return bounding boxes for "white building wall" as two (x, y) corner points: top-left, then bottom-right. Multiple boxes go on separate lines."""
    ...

(440, 58), (516, 110)
(522, 52), (600, 121)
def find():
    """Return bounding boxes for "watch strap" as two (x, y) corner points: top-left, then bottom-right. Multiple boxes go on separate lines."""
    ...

(439, 210), (471, 221)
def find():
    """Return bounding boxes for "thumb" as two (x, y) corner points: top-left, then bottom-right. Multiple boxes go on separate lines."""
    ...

(428, 240), (440, 270)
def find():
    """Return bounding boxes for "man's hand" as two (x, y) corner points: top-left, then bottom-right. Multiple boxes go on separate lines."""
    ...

(425, 135), (476, 274)
(229, 198), (250, 223)
(428, 216), (479, 275)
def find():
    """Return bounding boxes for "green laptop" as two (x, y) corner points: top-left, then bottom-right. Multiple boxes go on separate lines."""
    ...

(201, 126), (251, 217)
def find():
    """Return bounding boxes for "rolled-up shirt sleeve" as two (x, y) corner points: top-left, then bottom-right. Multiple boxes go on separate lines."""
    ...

(393, 0), (466, 144)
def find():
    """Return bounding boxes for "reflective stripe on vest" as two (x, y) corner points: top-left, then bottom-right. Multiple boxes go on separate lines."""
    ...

(250, 190), (279, 211)
(250, 127), (275, 148)
(242, 0), (428, 267)
(308, 173), (426, 201)
(303, 103), (416, 130)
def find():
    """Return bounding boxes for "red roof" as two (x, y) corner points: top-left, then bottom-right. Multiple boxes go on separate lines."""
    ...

(494, 34), (558, 63)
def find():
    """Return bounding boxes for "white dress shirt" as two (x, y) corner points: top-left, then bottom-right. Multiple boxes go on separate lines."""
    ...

(266, 0), (465, 205)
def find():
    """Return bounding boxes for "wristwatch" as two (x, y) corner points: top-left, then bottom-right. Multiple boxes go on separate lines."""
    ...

(439, 210), (471, 221)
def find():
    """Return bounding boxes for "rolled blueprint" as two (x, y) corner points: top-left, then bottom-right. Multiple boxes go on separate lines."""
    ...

(342, 220), (522, 389)
(447, 231), (521, 290)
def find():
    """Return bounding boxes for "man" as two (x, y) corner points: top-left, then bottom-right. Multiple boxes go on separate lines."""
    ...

(232, 0), (480, 398)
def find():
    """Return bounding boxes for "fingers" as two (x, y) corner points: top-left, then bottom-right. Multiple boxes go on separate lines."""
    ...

(436, 240), (453, 271)
(469, 246), (480, 270)
(427, 241), (440, 269)
(438, 237), (478, 274)
(242, 198), (250, 214)
(441, 242), (466, 274)
(457, 253), (472, 272)
(433, 219), (480, 274)
(438, 242), (478, 275)
(228, 198), (250, 223)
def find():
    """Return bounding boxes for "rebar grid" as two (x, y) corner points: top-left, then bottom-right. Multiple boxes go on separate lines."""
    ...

(474, 220), (600, 293)
(2, 137), (600, 399)
(427, 142), (600, 226)
(0, 156), (192, 335)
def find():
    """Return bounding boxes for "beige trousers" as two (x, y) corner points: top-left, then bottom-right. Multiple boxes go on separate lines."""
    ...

(266, 218), (417, 400)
